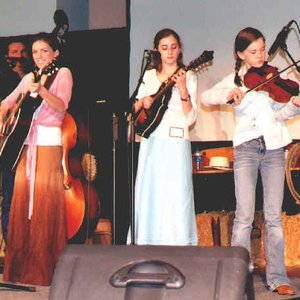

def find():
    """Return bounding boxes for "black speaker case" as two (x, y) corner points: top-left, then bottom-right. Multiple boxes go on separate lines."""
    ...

(50, 245), (251, 300)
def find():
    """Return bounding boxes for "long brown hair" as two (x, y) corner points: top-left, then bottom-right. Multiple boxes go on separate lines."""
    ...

(151, 28), (184, 72)
(234, 27), (265, 86)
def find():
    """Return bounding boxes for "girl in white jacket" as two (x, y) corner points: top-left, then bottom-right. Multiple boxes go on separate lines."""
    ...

(201, 27), (300, 296)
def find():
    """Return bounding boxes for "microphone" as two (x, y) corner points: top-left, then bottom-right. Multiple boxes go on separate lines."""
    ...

(5, 57), (28, 68)
(268, 20), (294, 56)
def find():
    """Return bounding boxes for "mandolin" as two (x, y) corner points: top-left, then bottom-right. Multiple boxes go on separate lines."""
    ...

(133, 50), (214, 138)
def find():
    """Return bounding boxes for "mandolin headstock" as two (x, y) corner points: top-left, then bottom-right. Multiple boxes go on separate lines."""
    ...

(187, 50), (214, 73)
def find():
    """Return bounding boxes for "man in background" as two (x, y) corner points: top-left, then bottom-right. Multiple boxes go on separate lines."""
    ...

(0, 39), (30, 246)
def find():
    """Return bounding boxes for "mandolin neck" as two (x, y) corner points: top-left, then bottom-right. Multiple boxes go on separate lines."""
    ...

(153, 65), (190, 101)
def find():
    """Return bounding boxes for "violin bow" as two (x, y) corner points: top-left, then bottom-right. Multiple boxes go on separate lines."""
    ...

(227, 58), (300, 104)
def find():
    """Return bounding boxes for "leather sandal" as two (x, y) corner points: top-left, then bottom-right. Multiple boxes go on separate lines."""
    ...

(274, 284), (296, 295)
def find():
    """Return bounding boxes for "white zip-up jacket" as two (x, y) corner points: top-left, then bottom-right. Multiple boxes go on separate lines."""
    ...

(201, 67), (300, 149)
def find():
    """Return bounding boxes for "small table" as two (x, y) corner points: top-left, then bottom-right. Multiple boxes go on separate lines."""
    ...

(193, 167), (233, 175)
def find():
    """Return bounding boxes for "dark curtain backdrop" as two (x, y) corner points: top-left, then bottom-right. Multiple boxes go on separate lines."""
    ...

(65, 28), (131, 245)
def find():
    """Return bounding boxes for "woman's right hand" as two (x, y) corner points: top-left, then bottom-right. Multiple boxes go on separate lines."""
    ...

(227, 88), (245, 105)
(27, 72), (38, 94)
(0, 103), (14, 137)
(292, 95), (300, 107)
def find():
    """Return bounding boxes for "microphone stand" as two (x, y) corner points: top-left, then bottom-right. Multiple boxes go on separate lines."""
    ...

(112, 112), (118, 245)
(271, 20), (300, 74)
(127, 52), (152, 245)
(279, 42), (300, 74)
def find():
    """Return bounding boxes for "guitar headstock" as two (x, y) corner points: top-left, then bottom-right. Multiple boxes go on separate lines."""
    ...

(34, 61), (59, 81)
(42, 61), (59, 76)
(187, 50), (214, 72)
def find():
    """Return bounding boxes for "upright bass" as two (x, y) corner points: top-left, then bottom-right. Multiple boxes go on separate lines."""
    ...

(61, 112), (100, 241)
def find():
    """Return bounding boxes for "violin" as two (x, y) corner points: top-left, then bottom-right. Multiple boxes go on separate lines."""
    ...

(243, 62), (299, 103)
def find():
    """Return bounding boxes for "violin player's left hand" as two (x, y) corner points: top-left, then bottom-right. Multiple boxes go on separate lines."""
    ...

(292, 95), (300, 107)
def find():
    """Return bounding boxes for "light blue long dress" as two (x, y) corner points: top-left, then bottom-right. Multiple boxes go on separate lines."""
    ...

(133, 69), (198, 245)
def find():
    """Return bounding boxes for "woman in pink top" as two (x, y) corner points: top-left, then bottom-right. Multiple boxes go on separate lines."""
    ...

(0, 32), (72, 286)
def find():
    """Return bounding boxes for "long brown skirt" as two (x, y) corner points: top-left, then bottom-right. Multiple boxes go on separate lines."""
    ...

(3, 145), (67, 286)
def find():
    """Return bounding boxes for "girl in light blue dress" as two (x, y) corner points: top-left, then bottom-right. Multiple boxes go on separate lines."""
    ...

(132, 28), (198, 245)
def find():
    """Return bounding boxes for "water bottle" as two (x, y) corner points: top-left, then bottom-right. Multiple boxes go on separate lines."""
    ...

(201, 151), (209, 167)
(193, 149), (202, 171)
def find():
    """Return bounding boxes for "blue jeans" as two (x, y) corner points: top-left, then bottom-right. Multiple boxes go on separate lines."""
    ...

(1, 169), (15, 244)
(231, 136), (289, 290)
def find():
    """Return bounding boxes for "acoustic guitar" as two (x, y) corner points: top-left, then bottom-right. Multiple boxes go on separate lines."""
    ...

(0, 62), (58, 170)
(133, 50), (214, 138)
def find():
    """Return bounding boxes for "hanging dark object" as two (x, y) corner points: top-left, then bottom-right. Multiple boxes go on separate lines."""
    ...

(52, 9), (69, 46)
